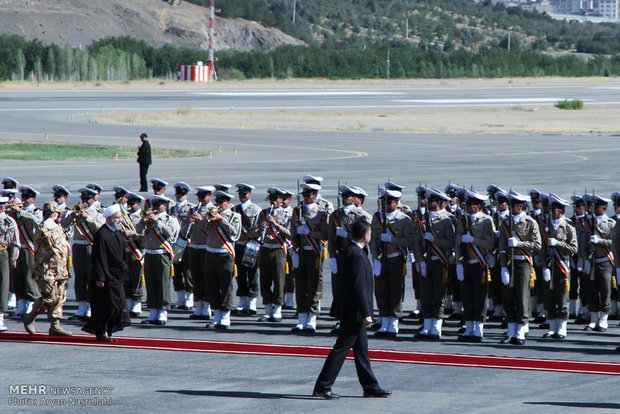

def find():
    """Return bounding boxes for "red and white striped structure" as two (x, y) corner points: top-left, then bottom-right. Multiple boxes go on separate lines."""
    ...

(177, 62), (211, 82)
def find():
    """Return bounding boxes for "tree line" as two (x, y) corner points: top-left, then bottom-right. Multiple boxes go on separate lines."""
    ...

(0, 34), (618, 82)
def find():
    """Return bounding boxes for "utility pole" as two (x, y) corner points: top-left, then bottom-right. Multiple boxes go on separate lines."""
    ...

(405, 17), (408, 40)
(386, 48), (390, 79)
(208, 0), (219, 80)
(292, 0), (296, 23)
(507, 31), (511, 51)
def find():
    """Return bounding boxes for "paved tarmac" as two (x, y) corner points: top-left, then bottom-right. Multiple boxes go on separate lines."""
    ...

(1, 85), (620, 413)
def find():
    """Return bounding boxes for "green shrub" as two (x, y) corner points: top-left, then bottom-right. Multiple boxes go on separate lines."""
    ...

(555, 99), (584, 110)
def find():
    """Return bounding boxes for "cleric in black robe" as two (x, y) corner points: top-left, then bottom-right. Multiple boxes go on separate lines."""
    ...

(82, 204), (131, 341)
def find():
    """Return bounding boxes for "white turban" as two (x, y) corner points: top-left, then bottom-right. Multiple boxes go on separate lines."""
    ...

(103, 204), (121, 218)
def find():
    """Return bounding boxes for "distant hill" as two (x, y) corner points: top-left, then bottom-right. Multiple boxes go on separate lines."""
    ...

(0, 0), (304, 51)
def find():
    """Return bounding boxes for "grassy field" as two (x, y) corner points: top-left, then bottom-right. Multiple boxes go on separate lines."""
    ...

(0, 140), (205, 160)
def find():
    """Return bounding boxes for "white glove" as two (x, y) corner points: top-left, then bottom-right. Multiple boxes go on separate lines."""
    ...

(456, 264), (464, 282)
(487, 254), (496, 268)
(461, 233), (474, 243)
(297, 225), (310, 236)
(420, 261), (427, 277)
(336, 227), (348, 239)
(590, 235), (601, 244)
(373, 259), (382, 277)
(577, 258), (584, 272)
(547, 237), (558, 247)
(380, 232), (393, 243)
(617, 268), (620, 278)
(501, 267), (510, 285)
(329, 258), (338, 274)
(507, 237), (519, 248)
(584, 260), (591, 275)
(543, 267), (551, 282)
(424, 233), (435, 242)
(494, 231), (501, 238)
(291, 251), (299, 269)
(408, 252), (415, 264)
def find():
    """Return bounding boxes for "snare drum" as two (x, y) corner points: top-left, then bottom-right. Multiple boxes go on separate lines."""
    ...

(241, 240), (260, 268)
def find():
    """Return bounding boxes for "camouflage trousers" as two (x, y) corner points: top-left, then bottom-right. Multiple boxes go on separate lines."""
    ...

(32, 278), (68, 319)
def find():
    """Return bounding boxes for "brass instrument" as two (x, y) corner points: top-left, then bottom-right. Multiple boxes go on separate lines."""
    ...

(113, 198), (137, 233)
(72, 203), (88, 221)
(204, 206), (224, 223)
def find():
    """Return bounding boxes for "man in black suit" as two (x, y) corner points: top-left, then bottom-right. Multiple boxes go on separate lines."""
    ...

(137, 133), (152, 192)
(313, 220), (392, 400)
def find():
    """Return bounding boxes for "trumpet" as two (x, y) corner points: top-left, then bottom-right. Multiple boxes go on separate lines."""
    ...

(204, 206), (224, 222)
(72, 203), (89, 222)
(141, 209), (156, 222)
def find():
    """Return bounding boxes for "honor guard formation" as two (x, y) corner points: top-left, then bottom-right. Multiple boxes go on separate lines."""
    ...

(2, 175), (620, 348)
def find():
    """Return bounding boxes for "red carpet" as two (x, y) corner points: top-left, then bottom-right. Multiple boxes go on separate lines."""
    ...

(1, 331), (619, 376)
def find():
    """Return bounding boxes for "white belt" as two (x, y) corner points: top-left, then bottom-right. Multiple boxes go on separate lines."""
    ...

(302, 246), (316, 251)
(145, 249), (166, 254)
(513, 255), (528, 261)
(595, 257), (611, 264)
(206, 246), (228, 254)
(430, 255), (441, 261)
(468, 259), (480, 265)
(189, 244), (207, 249)
(386, 252), (403, 259)
(73, 240), (91, 245)
(262, 243), (282, 249)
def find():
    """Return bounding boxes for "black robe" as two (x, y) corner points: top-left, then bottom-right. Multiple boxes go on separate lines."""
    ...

(83, 224), (131, 336)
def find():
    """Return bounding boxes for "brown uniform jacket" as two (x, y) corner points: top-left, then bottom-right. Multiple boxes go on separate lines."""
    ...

(498, 213), (542, 267)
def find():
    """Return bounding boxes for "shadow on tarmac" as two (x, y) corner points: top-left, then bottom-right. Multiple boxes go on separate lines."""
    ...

(525, 402), (620, 409)
(157, 389), (357, 400)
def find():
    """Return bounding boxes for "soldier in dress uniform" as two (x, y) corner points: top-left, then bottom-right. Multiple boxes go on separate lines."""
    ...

(257, 187), (292, 322)
(570, 195), (590, 323)
(86, 183), (104, 209)
(113, 186), (130, 205)
(0, 196), (20, 331)
(371, 188), (415, 337)
(281, 189), (296, 309)
(445, 184), (466, 322)
(170, 182), (196, 311)
(328, 185), (372, 334)
(303, 175), (334, 214)
(22, 201), (72, 336)
(232, 183), (262, 315)
(455, 190), (495, 342)
(133, 195), (179, 325)
(582, 194), (615, 332)
(150, 178), (168, 199)
(188, 186), (215, 320)
(291, 183), (329, 334)
(8, 186), (42, 317)
(413, 188), (455, 340)
(2, 177), (18, 191)
(612, 192), (620, 321)
(540, 194), (578, 339)
(1, 188), (20, 317)
(52, 185), (71, 214)
(499, 190), (541, 345)
(120, 192), (145, 318)
(529, 188), (548, 326)
(62, 187), (105, 321)
(485, 185), (506, 322)
(203, 190), (241, 329)
(407, 185), (429, 321)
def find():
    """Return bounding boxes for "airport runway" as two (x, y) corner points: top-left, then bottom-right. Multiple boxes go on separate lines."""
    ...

(1, 84), (620, 413)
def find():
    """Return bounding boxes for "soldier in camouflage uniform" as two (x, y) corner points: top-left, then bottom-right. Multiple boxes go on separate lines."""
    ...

(23, 202), (72, 336)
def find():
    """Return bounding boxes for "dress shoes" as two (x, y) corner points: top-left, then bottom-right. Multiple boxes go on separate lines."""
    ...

(594, 326), (607, 332)
(509, 337), (525, 345)
(457, 334), (472, 342)
(214, 324), (229, 330)
(153, 320), (166, 326)
(363, 388), (392, 398)
(96, 333), (118, 342)
(129, 312), (141, 318)
(268, 316), (282, 323)
(499, 336), (511, 344)
(302, 327), (316, 334)
(313, 390), (340, 400)
(470, 336), (482, 343)
(552, 333), (566, 340)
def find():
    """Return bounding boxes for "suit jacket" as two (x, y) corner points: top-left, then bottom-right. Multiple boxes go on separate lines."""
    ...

(332, 243), (373, 324)
(91, 224), (128, 287)
(137, 141), (152, 165)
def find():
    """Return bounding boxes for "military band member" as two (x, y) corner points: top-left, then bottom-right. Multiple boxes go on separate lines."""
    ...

(371, 188), (414, 337)
(0, 196), (20, 331)
(570, 195), (589, 323)
(257, 187), (292, 322)
(61, 187), (105, 321)
(134, 195), (179, 325)
(328, 185), (372, 334)
(86, 183), (104, 209)
(22, 201), (72, 336)
(282, 189), (296, 309)
(171, 182), (196, 310)
(204, 190), (241, 329)
(499, 190), (541, 345)
(303, 175), (334, 214)
(113, 186), (130, 205)
(188, 186), (215, 320)
(121, 193), (145, 317)
(9, 186), (42, 317)
(233, 183), (262, 315)
(291, 183), (329, 333)
(540, 194), (578, 339)
(52, 185), (71, 215)
(2, 177), (18, 191)
(413, 189), (455, 340)
(582, 194), (615, 332)
(150, 179), (168, 197)
(455, 190), (495, 342)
